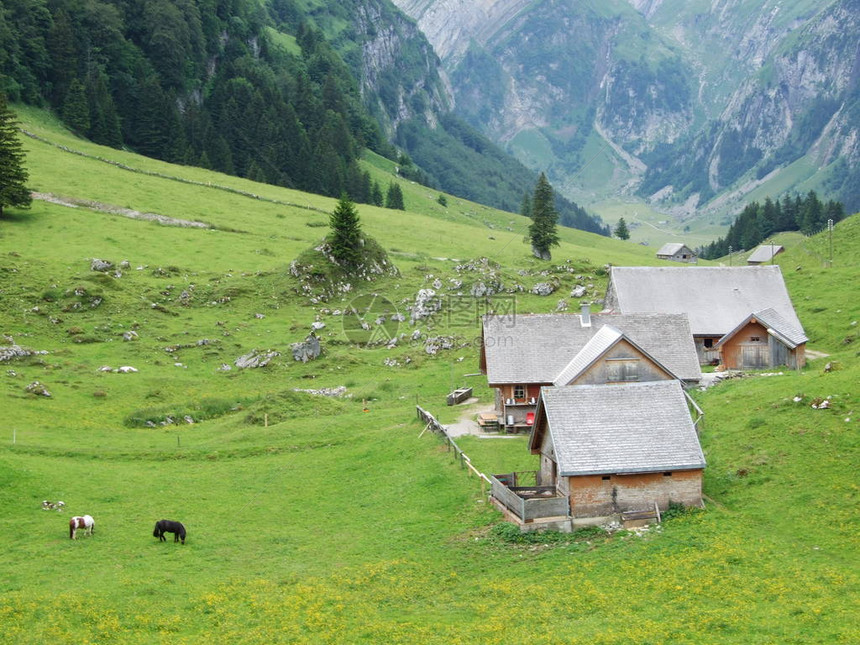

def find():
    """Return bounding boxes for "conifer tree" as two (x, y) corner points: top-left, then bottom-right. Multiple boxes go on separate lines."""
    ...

(385, 181), (405, 210)
(329, 194), (363, 269)
(614, 217), (630, 240)
(0, 94), (32, 218)
(527, 173), (560, 260)
(370, 181), (384, 207)
(62, 78), (90, 135)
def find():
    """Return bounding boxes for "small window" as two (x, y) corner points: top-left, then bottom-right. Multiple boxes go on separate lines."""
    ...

(602, 475), (611, 481)
(663, 472), (672, 477)
(513, 385), (525, 399)
(607, 358), (639, 382)
(703, 338), (714, 349)
(750, 336), (761, 342)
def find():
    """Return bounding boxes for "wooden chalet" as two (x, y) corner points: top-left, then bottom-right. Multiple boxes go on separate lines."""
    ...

(480, 308), (701, 432)
(656, 242), (697, 263)
(603, 266), (808, 367)
(491, 381), (705, 528)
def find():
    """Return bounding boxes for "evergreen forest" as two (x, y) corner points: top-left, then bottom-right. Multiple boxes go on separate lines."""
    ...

(699, 191), (845, 259)
(0, 0), (609, 234)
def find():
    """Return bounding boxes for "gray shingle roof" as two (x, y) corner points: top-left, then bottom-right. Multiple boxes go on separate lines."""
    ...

(747, 244), (784, 263)
(482, 313), (701, 384)
(716, 307), (809, 349)
(553, 325), (623, 386)
(656, 243), (690, 256)
(605, 266), (805, 337)
(537, 381), (706, 476)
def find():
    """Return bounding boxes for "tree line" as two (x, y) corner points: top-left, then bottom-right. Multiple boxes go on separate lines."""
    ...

(0, 0), (407, 207)
(699, 191), (845, 260)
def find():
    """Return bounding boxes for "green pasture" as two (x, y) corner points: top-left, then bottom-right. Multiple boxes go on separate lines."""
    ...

(0, 107), (857, 643)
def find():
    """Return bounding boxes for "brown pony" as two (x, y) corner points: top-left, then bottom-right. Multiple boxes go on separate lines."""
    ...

(69, 515), (94, 539)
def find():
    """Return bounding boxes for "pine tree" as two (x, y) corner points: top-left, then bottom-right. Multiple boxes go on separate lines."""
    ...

(527, 173), (560, 260)
(328, 194), (363, 269)
(520, 191), (532, 219)
(0, 94), (32, 218)
(385, 181), (405, 210)
(62, 78), (90, 135)
(613, 217), (630, 240)
(370, 181), (384, 207)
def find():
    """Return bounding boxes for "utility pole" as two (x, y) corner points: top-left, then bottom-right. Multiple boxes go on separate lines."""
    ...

(828, 219), (834, 267)
(728, 245), (733, 266)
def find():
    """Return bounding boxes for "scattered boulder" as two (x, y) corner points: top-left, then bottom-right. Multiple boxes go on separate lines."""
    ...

(91, 258), (114, 272)
(531, 282), (556, 296)
(0, 343), (44, 362)
(291, 335), (321, 363)
(410, 289), (442, 324)
(25, 381), (51, 397)
(293, 385), (347, 397)
(123, 331), (139, 342)
(571, 285), (587, 298)
(116, 366), (138, 373)
(424, 336), (455, 355)
(235, 349), (280, 369)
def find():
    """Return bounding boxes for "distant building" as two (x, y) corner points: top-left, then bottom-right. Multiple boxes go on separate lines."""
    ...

(656, 243), (697, 263)
(603, 265), (808, 368)
(747, 244), (784, 264)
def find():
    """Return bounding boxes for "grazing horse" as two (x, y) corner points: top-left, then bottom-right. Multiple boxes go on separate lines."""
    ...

(153, 519), (186, 544)
(69, 515), (94, 539)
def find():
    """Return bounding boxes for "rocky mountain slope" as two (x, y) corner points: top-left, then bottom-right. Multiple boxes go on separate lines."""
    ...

(391, 0), (860, 218)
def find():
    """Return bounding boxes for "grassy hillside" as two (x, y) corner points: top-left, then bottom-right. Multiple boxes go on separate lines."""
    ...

(1, 107), (857, 643)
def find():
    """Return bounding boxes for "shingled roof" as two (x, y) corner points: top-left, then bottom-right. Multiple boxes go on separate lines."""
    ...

(482, 313), (701, 384)
(656, 242), (691, 256)
(530, 381), (706, 476)
(604, 266), (805, 337)
(715, 307), (809, 349)
(747, 244), (784, 264)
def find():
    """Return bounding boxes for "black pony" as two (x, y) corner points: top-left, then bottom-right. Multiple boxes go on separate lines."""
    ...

(153, 519), (186, 544)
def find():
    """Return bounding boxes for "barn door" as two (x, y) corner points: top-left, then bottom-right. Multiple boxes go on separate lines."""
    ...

(741, 344), (768, 369)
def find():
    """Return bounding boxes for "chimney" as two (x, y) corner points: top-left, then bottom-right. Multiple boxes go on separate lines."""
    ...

(581, 302), (591, 327)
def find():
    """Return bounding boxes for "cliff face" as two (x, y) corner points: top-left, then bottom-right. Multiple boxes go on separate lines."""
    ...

(342, 0), (453, 136)
(391, 0), (860, 214)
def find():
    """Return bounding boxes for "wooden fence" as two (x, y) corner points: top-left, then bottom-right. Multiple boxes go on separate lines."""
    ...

(416, 405), (491, 487)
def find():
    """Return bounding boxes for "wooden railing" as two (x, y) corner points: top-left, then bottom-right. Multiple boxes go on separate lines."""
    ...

(490, 473), (570, 522)
(416, 406), (491, 486)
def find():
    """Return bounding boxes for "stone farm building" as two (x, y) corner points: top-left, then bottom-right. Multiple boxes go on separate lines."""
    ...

(480, 309), (701, 432)
(603, 266), (808, 368)
(491, 380), (705, 529)
(656, 242), (697, 263)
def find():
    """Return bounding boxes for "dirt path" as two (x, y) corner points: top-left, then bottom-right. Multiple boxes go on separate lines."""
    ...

(33, 192), (212, 228)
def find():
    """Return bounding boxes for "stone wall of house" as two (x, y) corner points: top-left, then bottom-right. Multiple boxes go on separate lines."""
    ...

(567, 470), (703, 518)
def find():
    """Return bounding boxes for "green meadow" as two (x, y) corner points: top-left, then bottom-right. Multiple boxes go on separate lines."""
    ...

(0, 107), (858, 643)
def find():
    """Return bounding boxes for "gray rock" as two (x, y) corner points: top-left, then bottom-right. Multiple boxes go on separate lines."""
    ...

(291, 336), (321, 363)
(531, 282), (556, 296)
(91, 258), (114, 272)
(25, 381), (51, 397)
(235, 349), (280, 369)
